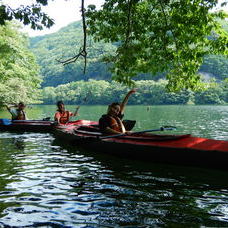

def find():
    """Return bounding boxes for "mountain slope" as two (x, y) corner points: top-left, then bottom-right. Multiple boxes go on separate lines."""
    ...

(30, 21), (115, 87)
(30, 20), (228, 87)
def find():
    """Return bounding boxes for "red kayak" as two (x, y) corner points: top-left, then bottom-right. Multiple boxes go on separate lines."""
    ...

(0, 118), (134, 133)
(54, 124), (228, 170)
(0, 119), (98, 132)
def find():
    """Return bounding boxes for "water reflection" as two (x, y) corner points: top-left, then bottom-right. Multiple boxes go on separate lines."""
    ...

(12, 137), (26, 150)
(0, 104), (227, 227)
(49, 140), (228, 226)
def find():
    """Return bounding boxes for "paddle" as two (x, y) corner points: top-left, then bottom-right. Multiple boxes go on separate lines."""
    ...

(5, 103), (51, 121)
(100, 126), (176, 139)
(73, 106), (80, 117)
(74, 92), (91, 115)
(67, 91), (92, 123)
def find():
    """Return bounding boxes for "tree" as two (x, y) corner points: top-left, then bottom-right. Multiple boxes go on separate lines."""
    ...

(86, 0), (228, 90)
(0, 0), (54, 30)
(194, 79), (225, 104)
(1, 0), (227, 91)
(29, 19), (227, 88)
(0, 22), (42, 107)
(29, 21), (115, 87)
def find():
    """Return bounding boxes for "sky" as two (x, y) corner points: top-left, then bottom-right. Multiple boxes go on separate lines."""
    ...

(3, 0), (228, 37)
(4, 0), (105, 37)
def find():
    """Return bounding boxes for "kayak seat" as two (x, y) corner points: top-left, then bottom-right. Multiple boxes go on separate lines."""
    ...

(74, 121), (136, 136)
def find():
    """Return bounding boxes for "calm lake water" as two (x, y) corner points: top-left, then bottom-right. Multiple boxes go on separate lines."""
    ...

(0, 105), (227, 227)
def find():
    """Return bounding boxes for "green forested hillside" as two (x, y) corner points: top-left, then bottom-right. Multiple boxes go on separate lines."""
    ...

(30, 20), (228, 88)
(30, 21), (114, 87)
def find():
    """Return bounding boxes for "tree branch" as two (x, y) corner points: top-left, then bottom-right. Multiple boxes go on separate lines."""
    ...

(56, 0), (87, 74)
(124, 0), (133, 47)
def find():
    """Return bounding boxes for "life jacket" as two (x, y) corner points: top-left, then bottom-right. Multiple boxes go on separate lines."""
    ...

(56, 111), (70, 124)
(109, 116), (126, 133)
(13, 110), (26, 120)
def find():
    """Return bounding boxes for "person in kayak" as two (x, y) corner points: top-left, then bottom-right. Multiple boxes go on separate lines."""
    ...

(99, 89), (136, 134)
(54, 101), (79, 124)
(6, 102), (27, 120)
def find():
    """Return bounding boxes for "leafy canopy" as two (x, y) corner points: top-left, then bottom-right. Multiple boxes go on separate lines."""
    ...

(86, 0), (228, 91)
(0, 0), (54, 30)
(29, 20), (228, 88)
(0, 22), (42, 106)
(1, 0), (227, 91)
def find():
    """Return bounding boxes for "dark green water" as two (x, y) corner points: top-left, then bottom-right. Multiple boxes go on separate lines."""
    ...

(0, 105), (227, 227)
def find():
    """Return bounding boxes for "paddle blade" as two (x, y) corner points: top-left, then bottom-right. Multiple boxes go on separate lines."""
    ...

(161, 126), (177, 131)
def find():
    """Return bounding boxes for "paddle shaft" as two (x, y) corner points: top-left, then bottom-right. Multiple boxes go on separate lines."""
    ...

(100, 126), (176, 139)
(74, 106), (80, 116)
(70, 92), (91, 120)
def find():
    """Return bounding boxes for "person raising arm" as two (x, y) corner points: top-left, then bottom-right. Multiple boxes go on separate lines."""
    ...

(119, 89), (136, 118)
(6, 102), (27, 120)
(99, 89), (136, 134)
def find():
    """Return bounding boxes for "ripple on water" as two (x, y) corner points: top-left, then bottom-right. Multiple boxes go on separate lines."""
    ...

(0, 119), (228, 227)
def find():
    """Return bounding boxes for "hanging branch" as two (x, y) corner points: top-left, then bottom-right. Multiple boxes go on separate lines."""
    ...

(124, 0), (133, 47)
(57, 0), (87, 74)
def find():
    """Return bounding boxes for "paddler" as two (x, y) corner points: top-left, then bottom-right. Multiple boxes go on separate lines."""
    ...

(54, 101), (79, 124)
(6, 102), (27, 120)
(99, 89), (136, 134)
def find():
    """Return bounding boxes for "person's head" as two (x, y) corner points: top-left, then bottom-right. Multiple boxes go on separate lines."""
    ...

(107, 102), (121, 116)
(18, 102), (26, 110)
(56, 101), (65, 112)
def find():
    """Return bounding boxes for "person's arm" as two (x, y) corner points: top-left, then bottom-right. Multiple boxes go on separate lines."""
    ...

(99, 115), (122, 134)
(100, 118), (126, 134)
(54, 112), (61, 124)
(23, 111), (28, 120)
(5, 104), (17, 112)
(103, 127), (123, 135)
(120, 89), (136, 115)
(5, 105), (16, 117)
(6, 105), (10, 112)
(103, 127), (134, 135)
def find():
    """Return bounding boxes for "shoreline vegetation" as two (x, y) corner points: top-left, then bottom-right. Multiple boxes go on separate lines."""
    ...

(42, 79), (228, 106)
